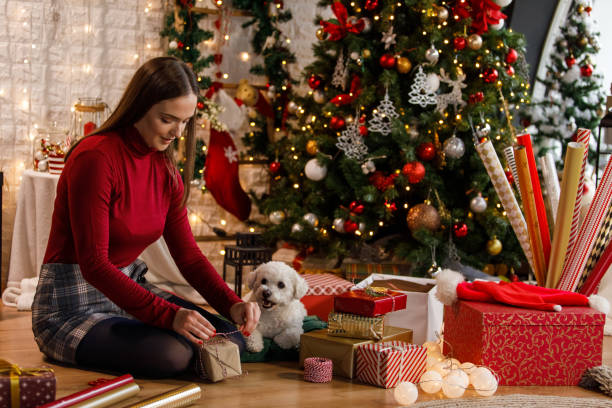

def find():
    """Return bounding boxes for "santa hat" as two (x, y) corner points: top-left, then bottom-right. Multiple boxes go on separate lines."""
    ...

(435, 269), (609, 314)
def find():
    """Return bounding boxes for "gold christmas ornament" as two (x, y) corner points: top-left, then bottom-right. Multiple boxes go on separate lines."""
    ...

(306, 140), (319, 155)
(578, 36), (588, 47)
(316, 28), (328, 41)
(496, 264), (509, 276)
(436, 6), (449, 22)
(577, 4), (585, 13)
(406, 203), (441, 233)
(483, 264), (496, 275)
(486, 237), (503, 256)
(397, 57), (412, 74)
(467, 34), (483, 50)
(362, 49), (371, 59)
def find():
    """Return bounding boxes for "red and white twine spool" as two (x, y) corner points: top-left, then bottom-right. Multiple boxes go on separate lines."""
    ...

(304, 357), (333, 383)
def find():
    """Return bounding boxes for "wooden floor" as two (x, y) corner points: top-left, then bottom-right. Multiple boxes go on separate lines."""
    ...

(2, 305), (611, 407)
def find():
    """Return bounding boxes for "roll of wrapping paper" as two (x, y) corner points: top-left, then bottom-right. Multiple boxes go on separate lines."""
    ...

(39, 375), (134, 408)
(475, 140), (536, 273)
(71, 383), (140, 408)
(503, 146), (521, 199)
(539, 153), (561, 232)
(122, 384), (201, 408)
(517, 134), (551, 266)
(579, 239), (612, 296)
(546, 142), (586, 288)
(577, 203), (612, 292)
(557, 156), (612, 291)
(514, 145), (547, 286)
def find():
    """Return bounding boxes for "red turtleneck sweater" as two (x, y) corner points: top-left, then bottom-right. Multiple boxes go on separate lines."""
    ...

(44, 127), (242, 329)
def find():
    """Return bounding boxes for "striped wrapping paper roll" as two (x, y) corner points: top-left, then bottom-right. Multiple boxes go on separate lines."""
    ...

(579, 240), (612, 296)
(557, 156), (612, 291)
(577, 205), (612, 292)
(476, 141), (536, 273)
(39, 375), (135, 408)
(304, 357), (333, 383)
(503, 146), (521, 199)
(122, 384), (201, 408)
(356, 341), (426, 389)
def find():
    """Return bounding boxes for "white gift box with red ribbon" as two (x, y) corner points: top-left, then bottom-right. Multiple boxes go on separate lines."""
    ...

(356, 341), (426, 388)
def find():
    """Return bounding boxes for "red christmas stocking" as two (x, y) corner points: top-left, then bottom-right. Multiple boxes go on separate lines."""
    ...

(204, 129), (251, 221)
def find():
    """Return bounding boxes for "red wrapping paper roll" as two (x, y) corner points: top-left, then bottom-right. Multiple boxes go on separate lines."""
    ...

(579, 240), (612, 296)
(304, 357), (333, 383)
(517, 134), (551, 266)
(38, 375), (134, 408)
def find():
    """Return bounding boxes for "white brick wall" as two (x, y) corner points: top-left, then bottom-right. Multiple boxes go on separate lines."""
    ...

(0, 0), (322, 285)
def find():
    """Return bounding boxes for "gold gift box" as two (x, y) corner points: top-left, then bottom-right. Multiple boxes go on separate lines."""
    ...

(299, 326), (413, 379)
(196, 338), (242, 382)
(327, 312), (384, 340)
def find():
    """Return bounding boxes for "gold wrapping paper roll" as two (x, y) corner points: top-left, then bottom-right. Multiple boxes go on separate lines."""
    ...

(514, 146), (547, 286)
(71, 382), (140, 408)
(123, 384), (201, 408)
(546, 142), (586, 288)
(328, 312), (384, 340)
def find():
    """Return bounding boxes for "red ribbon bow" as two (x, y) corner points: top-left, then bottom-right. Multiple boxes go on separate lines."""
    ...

(330, 75), (361, 107)
(454, 0), (506, 34)
(320, 2), (365, 41)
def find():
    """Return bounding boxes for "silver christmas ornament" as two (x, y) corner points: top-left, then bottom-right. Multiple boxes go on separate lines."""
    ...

(443, 135), (465, 159)
(358, 222), (366, 233)
(361, 160), (376, 174)
(489, 19), (504, 30)
(303, 212), (319, 227)
(475, 123), (491, 138)
(425, 73), (440, 92)
(333, 218), (345, 233)
(291, 223), (304, 233)
(305, 158), (328, 181)
(470, 195), (487, 213)
(269, 210), (286, 225)
(361, 17), (372, 33)
(287, 101), (298, 113)
(37, 159), (49, 172)
(313, 90), (326, 104)
(169, 40), (178, 49)
(425, 45), (439, 64)
(350, 51), (360, 60)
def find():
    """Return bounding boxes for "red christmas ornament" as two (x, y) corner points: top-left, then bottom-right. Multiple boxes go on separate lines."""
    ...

(197, 101), (205, 110)
(453, 222), (468, 238)
(469, 91), (485, 104)
(359, 114), (367, 123)
(453, 37), (467, 50)
(580, 64), (593, 77)
(343, 219), (358, 233)
(506, 65), (515, 76)
(308, 74), (322, 89)
(364, 0), (379, 10)
(349, 201), (364, 214)
(505, 170), (514, 184)
(379, 54), (396, 69)
(402, 161), (426, 184)
(329, 116), (346, 130)
(520, 118), (531, 128)
(482, 68), (499, 84)
(565, 56), (576, 68)
(177, 41), (184, 49)
(385, 201), (397, 212)
(359, 125), (369, 136)
(479, 137), (488, 144)
(416, 142), (436, 161)
(83, 121), (96, 136)
(585, 6), (592, 14)
(269, 161), (281, 173)
(505, 48), (518, 64)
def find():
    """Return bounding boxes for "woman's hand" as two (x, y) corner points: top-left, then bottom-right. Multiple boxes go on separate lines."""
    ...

(172, 308), (216, 345)
(229, 302), (260, 337)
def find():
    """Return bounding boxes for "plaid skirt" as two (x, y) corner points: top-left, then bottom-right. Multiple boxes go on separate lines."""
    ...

(32, 259), (173, 364)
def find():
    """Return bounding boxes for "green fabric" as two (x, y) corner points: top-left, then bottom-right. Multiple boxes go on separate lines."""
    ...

(240, 315), (327, 363)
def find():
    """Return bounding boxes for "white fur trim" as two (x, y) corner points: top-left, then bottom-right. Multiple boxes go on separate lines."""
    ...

(589, 294), (610, 315)
(434, 269), (465, 305)
(552, 305), (562, 312)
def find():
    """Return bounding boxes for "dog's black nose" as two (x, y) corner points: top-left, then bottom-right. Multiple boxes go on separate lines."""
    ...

(262, 289), (272, 299)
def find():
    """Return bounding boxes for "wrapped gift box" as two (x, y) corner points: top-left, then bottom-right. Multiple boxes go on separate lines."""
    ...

(328, 311), (384, 340)
(334, 288), (407, 317)
(302, 274), (353, 296)
(195, 338), (242, 382)
(443, 300), (605, 386)
(356, 341), (426, 388)
(0, 363), (55, 408)
(341, 258), (411, 283)
(354, 274), (443, 345)
(299, 326), (412, 379)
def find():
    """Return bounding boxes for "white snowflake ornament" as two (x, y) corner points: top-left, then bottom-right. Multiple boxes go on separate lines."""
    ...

(336, 122), (369, 161)
(368, 89), (399, 136)
(332, 49), (349, 90)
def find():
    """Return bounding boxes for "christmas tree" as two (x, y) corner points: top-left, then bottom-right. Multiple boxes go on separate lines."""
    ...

(521, 0), (605, 161)
(252, 0), (532, 274)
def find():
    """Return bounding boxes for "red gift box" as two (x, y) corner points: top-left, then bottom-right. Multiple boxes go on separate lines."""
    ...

(0, 361), (56, 408)
(443, 300), (604, 386)
(334, 289), (407, 317)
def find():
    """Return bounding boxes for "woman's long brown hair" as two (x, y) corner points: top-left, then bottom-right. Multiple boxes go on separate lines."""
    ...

(65, 56), (198, 206)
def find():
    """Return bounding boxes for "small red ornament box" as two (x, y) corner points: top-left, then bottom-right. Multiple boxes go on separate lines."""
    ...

(334, 289), (407, 317)
(443, 300), (604, 386)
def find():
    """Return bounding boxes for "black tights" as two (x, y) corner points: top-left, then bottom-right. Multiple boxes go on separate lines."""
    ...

(75, 295), (245, 378)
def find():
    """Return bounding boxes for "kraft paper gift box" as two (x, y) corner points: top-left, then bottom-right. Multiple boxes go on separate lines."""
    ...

(334, 288), (407, 317)
(0, 360), (56, 408)
(299, 326), (412, 379)
(353, 274), (444, 345)
(195, 338), (242, 382)
(443, 300), (605, 386)
(356, 341), (426, 388)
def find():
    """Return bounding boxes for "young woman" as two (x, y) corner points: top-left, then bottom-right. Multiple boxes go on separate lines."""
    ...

(32, 56), (260, 378)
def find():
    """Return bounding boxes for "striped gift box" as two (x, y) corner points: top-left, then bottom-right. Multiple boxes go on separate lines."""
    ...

(302, 273), (353, 296)
(356, 341), (426, 388)
(327, 312), (384, 340)
(48, 155), (65, 175)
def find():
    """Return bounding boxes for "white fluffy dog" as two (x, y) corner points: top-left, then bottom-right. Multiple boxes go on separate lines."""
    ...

(245, 261), (308, 353)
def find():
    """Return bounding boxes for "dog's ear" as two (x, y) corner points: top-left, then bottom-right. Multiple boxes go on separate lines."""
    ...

(246, 268), (259, 289)
(293, 273), (309, 299)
